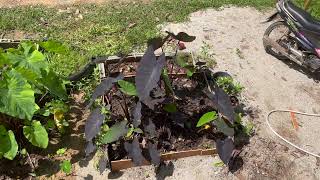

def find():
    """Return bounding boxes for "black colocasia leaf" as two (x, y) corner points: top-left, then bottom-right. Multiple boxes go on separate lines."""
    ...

(166, 31), (196, 42)
(144, 119), (156, 138)
(147, 37), (164, 50)
(99, 157), (107, 174)
(204, 87), (235, 124)
(132, 101), (142, 128)
(148, 142), (160, 165)
(85, 140), (96, 156)
(213, 117), (235, 136)
(85, 108), (105, 141)
(135, 46), (166, 101)
(124, 138), (144, 166)
(216, 137), (235, 165)
(87, 73), (124, 108)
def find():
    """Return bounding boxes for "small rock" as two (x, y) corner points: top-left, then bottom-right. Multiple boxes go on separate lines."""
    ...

(155, 17), (160, 22)
(75, 9), (80, 15)
(78, 14), (83, 20)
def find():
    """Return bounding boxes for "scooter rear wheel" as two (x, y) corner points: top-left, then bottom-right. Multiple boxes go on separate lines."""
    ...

(263, 21), (290, 60)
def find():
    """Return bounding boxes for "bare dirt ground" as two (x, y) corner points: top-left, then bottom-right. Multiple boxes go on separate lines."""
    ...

(75, 6), (320, 180)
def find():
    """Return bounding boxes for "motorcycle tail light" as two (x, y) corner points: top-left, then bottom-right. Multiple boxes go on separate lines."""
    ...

(316, 49), (320, 58)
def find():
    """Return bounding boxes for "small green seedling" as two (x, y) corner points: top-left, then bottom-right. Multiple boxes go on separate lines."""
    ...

(60, 160), (72, 175)
(56, 148), (67, 156)
(213, 160), (224, 167)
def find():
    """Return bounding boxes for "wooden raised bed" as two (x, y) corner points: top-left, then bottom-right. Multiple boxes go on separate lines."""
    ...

(97, 53), (219, 171)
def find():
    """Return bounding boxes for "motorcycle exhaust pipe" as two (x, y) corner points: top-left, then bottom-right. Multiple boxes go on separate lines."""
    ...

(263, 36), (303, 66)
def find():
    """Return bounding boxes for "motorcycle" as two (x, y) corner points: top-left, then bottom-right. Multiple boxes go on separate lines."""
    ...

(263, 0), (320, 72)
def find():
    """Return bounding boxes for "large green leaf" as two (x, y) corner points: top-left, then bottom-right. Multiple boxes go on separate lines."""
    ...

(6, 42), (47, 80)
(100, 121), (128, 144)
(0, 125), (11, 158)
(39, 70), (67, 100)
(0, 69), (39, 120)
(0, 125), (18, 160)
(16, 50), (47, 77)
(23, 121), (48, 148)
(197, 111), (217, 127)
(4, 130), (18, 160)
(40, 40), (67, 54)
(0, 51), (10, 67)
(117, 80), (137, 96)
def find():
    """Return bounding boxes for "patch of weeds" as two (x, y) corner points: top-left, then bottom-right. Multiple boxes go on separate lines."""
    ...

(216, 76), (244, 96)
(75, 67), (100, 101)
(236, 48), (245, 59)
(195, 41), (216, 67)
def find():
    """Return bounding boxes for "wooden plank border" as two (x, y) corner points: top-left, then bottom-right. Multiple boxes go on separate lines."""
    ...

(111, 148), (216, 171)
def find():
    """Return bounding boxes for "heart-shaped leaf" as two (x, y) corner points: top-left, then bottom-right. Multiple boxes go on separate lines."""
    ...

(197, 111), (217, 127)
(118, 80), (137, 96)
(148, 142), (160, 165)
(87, 73), (124, 108)
(204, 87), (235, 124)
(124, 138), (144, 166)
(100, 121), (128, 144)
(23, 121), (48, 148)
(85, 141), (96, 156)
(216, 137), (234, 165)
(39, 70), (68, 100)
(0, 126), (18, 160)
(3, 130), (18, 160)
(85, 108), (105, 141)
(40, 40), (68, 54)
(0, 69), (39, 120)
(135, 46), (166, 101)
(166, 31), (196, 42)
(147, 37), (164, 50)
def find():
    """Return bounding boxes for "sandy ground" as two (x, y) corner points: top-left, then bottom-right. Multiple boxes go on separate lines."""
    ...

(74, 6), (320, 180)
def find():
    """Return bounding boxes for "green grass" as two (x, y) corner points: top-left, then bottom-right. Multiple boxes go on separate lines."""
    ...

(0, 0), (318, 77)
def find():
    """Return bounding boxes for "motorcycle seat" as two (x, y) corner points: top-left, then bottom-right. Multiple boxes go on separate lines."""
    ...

(285, 1), (320, 33)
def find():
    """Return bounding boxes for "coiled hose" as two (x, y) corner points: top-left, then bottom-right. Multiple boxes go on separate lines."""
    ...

(266, 109), (320, 158)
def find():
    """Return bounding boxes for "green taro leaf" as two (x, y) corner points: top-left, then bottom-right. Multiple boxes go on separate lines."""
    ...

(4, 130), (18, 160)
(60, 160), (72, 175)
(23, 121), (48, 148)
(40, 40), (68, 54)
(117, 80), (137, 96)
(39, 70), (68, 100)
(15, 50), (47, 78)
(0, 125), (11, 158)
(197, 111), (218, 127)
(100, 121), (128, 144)
(0, 69), (39, 120)
(163, 103), (177, 113)
(0, 125), (18, 160)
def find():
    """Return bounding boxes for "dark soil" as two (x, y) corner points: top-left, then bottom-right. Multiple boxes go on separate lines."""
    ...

(104, 61), (239, 162)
